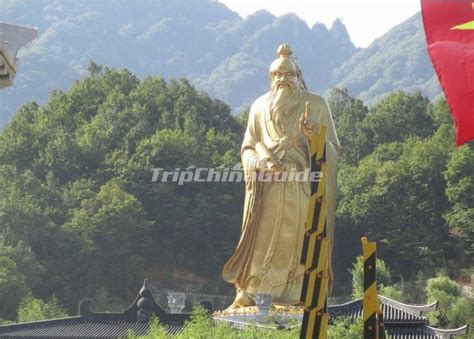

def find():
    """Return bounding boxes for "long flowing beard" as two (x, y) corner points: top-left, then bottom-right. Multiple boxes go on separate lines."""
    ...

(268, 83), (303, 128)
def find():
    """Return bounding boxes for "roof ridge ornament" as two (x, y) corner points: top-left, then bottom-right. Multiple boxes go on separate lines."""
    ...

(137, 279), (154, 322)
(139, 279), (153, 299)
(123, 279), (166, 322)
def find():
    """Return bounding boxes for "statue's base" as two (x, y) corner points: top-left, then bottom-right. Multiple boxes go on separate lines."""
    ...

(213, 305), (303, 329)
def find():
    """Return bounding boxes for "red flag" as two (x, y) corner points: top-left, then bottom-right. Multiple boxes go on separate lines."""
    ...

(421, 0), (474, 146)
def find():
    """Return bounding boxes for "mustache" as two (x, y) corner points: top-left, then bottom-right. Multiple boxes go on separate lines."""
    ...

(272, 81), (294, 93)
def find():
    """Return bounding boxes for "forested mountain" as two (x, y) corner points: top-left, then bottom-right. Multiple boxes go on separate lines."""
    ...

(0, 0), (356, 126)
(0, 66), (472, 325)
(0, 67), (245, 318)
(331, 13), (441, 105)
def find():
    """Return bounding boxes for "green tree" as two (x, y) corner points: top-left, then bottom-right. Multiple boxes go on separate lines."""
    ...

(431, 97), (453, 127)
(363, 91), (435, 149)
(350, 256), (403, 300)
(328, 87), (370, 164)
(0, 240), (45, 321)
(444, 144), (474, 265)
(129, 307), (363, 338)
(0, 66), (244, 314)
(63, 180), (152, 298)
(328, 318), (363, 339)
(338, 124), (454, 277)
(0, 256), (29, 320)
(426, 276), (473, 328)
(17, 294), (68, 322)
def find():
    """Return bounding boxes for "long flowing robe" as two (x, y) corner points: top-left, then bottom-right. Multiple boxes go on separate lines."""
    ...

(222, 91), (340, 305)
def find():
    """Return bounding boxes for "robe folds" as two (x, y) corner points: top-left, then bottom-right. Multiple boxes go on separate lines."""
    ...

(222, 91), (340, 305)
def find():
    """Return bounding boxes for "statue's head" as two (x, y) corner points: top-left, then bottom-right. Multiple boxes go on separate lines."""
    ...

(269, 44), (306, 93)
(268, 44), (305, 122)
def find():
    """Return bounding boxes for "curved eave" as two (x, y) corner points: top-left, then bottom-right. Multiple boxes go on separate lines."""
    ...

(379, 295), (438, 316)
(424, 324), (469, 336)
(328, 295), (439, 320)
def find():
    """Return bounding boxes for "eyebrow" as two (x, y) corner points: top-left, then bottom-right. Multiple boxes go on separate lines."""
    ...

(273, 71), (296, 76)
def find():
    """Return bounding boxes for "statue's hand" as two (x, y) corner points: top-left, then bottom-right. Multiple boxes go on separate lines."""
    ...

(256, 158), (283, 173)
(267, 162), (283, 173)
(299, 101), (316, 139)
(256, 158), (268, 171)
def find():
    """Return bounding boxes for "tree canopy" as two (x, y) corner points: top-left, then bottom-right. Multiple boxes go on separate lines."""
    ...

(0, 68), (472, 325)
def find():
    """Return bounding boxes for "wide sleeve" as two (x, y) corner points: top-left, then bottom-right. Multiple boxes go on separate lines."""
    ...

(241, 104), (262, 172)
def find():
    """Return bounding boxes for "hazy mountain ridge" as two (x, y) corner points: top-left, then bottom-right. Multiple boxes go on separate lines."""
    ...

(0, 0), (356, 125)
(331, 13), (441, 105)
(0, 1), (440, 126)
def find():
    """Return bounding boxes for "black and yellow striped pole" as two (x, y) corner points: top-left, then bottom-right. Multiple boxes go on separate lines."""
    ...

(361, 237), (385, 339)
(300, 121), (329, 339)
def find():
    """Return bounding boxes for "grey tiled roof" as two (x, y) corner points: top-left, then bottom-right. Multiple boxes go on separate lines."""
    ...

(0, 317), (187, 338)
(0, 318), (149, 338)
(0, 280), (190, 338)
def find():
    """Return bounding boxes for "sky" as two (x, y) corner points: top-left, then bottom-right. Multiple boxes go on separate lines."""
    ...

(218, 0), (421, 48)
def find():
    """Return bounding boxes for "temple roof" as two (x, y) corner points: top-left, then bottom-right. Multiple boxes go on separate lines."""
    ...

(0, 280), (469, 338)
(329, 295), (437, 324)
(0, 280), (190, 338)
(328, 296), (469, 338)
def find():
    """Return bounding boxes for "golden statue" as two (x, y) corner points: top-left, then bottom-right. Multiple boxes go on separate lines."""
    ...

(222, 44), (340, 308)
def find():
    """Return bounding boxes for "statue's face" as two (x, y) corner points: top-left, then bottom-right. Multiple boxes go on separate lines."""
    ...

(268, 58), (303, 120)
(270, 59), (298, 91)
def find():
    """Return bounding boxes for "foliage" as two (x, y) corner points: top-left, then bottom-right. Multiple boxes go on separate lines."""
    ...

(327, 317), (363, 338)
(17, 294), (68, 323)
(329, 89), (454, 293)
(363, 91), (435, 148)
(62, 179), (152, 297)
(175, 305), (215, 338)
(129, 306), (362, 338)
(444, 144), (474, 264)
(337, 99), (456, 278)
(350, 256), (404, 300)
(0, 67), (243, 319)
(328, 87), (370, 164)
(425, 276), (474, 329)
(329, 88), (436, 164)
(0, 255), (29, 319)
(0, 241), (44, 320)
